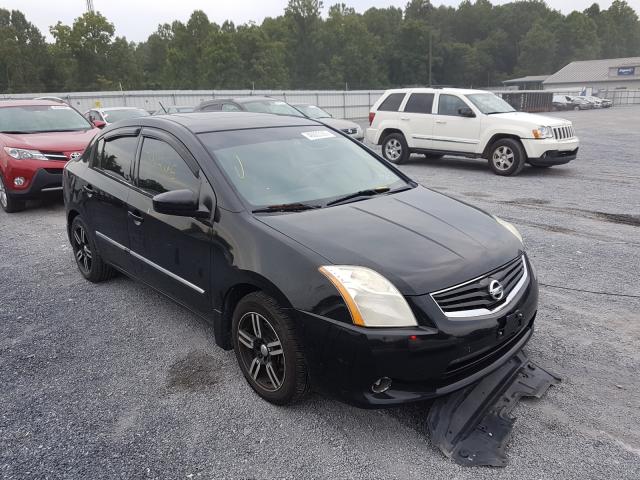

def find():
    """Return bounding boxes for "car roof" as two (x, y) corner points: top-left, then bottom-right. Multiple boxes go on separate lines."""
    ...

(382, 87), (488, 95)
(96, 107), (147, 112)
(201, 96), (279, 105)
(0, 99), (65, 108)
(109, 111), (321, 134)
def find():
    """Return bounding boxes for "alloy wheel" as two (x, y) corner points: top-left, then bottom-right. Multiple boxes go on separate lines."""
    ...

(492, 146), (515, 171)
(72, 224), (92, 273)
(0, 176), (7, 208)
(237, 312), (285, 392)
(385, 139), (402, 161)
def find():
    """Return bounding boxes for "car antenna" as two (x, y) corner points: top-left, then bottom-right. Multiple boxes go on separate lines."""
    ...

(159, 102), (168, 114)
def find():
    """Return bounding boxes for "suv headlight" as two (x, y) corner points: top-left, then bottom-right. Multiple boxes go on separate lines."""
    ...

(4, 147), (48, 160)
(495, 216), (523, 243)
(532, 126), (553, 139)
(319, 265), (417, 327)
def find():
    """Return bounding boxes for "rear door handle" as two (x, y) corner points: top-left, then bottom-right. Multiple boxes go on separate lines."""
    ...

(436, 120), (447, 124)
(83, 184), (94, 194)
(128, 210), (144, 225)
(400, 117), (410, 121)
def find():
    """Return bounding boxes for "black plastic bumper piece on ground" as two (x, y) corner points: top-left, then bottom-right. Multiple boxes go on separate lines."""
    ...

(427, 350), (560, 467)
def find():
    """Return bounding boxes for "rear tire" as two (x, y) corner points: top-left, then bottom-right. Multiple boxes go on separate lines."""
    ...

(381, 133), (409, 164)
(70, 216), (116, 282)
(232, 292), (309, 405)
(0, 175), (26, 213)
(488, 138), (526, 176)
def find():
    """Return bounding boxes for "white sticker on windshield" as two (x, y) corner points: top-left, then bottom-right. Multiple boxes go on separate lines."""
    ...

(50, 105), (71, 109)
(301, 130), (336, 141)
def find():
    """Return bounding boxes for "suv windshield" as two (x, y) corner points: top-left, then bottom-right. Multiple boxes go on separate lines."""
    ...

(295, 105), (331, 119)
(0, 105), (92, 133)
(199, 126), (408, 209)
(466, 93), (515, 114)
(103, 109), (150, 123)
(242, 100), (304, 117)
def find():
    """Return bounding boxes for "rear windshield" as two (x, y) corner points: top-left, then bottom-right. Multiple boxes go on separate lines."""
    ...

(199, 126), (406, 208)
(103, 109), (150, 123)
(242, 100), (304, 117)
(0, 105), (92, 133)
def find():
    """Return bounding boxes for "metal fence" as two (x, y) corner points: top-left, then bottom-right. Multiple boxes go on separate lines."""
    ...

(3, 88), (638, 118)
(0, 90), (386, 120)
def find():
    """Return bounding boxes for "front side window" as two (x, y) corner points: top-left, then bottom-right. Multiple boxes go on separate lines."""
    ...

(437, 95), (470, 116)
(0, 105), (92, 134)
(404, 93), (434, 114)
(466, 93), (515, 114)
(137, 138), (199, 196)
(96, 136), (138, 182)
(377, 93), (406, 112)
(199, 126), (408, 208)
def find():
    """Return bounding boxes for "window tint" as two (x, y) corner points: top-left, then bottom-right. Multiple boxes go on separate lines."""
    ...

(97, 136), (137, 182)
(222, 103), (241, 112)
(404, 93), (434, 114)
(137, 138), (199, 196)
(377, 93), (406, 112)
(438, 95), (470, 116)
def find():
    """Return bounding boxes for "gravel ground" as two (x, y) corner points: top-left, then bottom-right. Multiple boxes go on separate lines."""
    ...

(1, 106), (639, 480)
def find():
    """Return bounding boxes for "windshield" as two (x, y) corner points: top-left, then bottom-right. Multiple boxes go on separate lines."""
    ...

(199, 126), (407, 209)
(243, 100), (304, 117)
(296, 105), (331, 119)
(103, 109), (150, 123)
(0, 105), (92, 133)
(466, 93), (515, 114)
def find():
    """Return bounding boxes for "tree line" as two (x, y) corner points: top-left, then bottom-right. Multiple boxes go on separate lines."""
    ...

(1, 0), (639, 94)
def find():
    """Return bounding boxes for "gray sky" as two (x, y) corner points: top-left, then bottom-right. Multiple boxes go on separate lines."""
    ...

(4, 0), (640, 42)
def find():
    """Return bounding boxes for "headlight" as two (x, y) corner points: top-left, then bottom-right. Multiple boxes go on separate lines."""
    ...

(319, 265), (417, 327)
(532, 126), (553, 139)
(495, 216), (523, 243)
(4, 147), (48, 160)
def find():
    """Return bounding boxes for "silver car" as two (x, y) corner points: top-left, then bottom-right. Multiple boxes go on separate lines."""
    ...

(291, 103), (364, 141)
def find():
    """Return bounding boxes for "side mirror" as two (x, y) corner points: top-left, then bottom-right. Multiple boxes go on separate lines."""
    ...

(93, 120), (107, 129)
(458, 107), (475, 118)
(152, 189), (210, 219)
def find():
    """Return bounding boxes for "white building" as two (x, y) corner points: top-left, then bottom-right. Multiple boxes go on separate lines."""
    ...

(542, 56), (640, 93)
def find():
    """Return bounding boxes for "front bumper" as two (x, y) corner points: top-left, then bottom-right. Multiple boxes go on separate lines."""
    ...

(296, 271), (539, 408)
(5, 167), (65, 198)
(521, 137), (579, 164)
(528, 148), (579, 166)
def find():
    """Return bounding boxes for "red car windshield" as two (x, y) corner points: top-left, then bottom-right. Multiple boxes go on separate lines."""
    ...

(0, 105), (92, 134)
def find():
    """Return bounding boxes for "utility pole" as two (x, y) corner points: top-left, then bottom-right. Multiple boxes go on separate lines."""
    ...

(86, 0), (95, 13)
(428, 29), (433, 87)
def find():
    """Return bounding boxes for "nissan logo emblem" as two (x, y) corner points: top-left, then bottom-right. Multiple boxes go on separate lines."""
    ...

(488, 279), (505, 301)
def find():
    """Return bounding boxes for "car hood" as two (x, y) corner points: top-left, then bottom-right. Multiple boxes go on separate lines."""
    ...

(489, 111), (569, 126)
(257, 186), (523, 296)
(0, 129), (99, 154)
(320, 118), (361, 131)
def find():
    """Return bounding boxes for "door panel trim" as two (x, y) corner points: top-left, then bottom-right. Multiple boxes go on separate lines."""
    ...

(412, 135), (479, 145)
(95, 230), (205, 294)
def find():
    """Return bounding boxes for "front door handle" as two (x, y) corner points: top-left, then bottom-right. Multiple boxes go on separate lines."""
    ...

(400, 117), (410, 121)
(436, 120), (447, 125)
(128, 210), (144, 225)
(83, 184), (94, 196)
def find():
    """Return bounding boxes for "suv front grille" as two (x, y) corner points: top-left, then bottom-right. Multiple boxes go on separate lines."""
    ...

(431, 256), (528, 318)
(41, 151), (68, 161)
(552, 125), (575, 140)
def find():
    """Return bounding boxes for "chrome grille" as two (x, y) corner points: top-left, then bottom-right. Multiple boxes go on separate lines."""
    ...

(41, 151), (68, 161)
(431, 256), (528, 318)
(341, 128), (357, 135)
(552, 125), (575, 140)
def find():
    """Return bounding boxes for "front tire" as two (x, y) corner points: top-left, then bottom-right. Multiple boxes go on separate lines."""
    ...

(232, 292), (309, 405)
(0, 175), (25, 213)
(488, 139), (526, 176)
(70, 216), (116, 282)
(381, 133), (409, 164)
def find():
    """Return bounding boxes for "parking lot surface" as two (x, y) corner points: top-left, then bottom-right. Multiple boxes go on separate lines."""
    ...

(1, 106), (639, 479)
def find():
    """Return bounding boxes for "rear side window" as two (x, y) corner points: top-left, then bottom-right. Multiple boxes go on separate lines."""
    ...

(222, 103), (241, 112)
(438, 95), (469, 116)
(137, 138), (199, 196)
(96, 136), (138, 182)
(404, 93), (434, 114)
(377, 93), (406, 112)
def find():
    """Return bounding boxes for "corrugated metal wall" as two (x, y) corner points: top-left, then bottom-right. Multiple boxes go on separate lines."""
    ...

(0, 90), (386, 120)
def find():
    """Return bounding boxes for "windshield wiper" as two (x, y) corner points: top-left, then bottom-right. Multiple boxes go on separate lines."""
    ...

(0, 130), (34, 134)
(485, 111), (514, 115)
(326, 187), (393, 207)
(252, 202), (322, 213)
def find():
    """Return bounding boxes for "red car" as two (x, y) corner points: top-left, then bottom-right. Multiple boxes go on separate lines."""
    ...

(0, 100), (100, 213)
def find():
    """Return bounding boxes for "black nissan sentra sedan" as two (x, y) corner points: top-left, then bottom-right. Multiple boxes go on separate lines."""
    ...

(63, 112), (537, 407)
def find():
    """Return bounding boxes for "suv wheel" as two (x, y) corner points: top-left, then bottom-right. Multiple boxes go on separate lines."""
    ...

(382, 133), (409, 164)
(232, 292), (309, 405)
(70, 216), (116, 282)
(488, 139), (526, 176)
(0, 175), (25, 213)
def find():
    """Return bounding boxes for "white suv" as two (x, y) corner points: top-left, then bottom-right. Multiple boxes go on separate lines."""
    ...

(367, 88), (579, 176)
